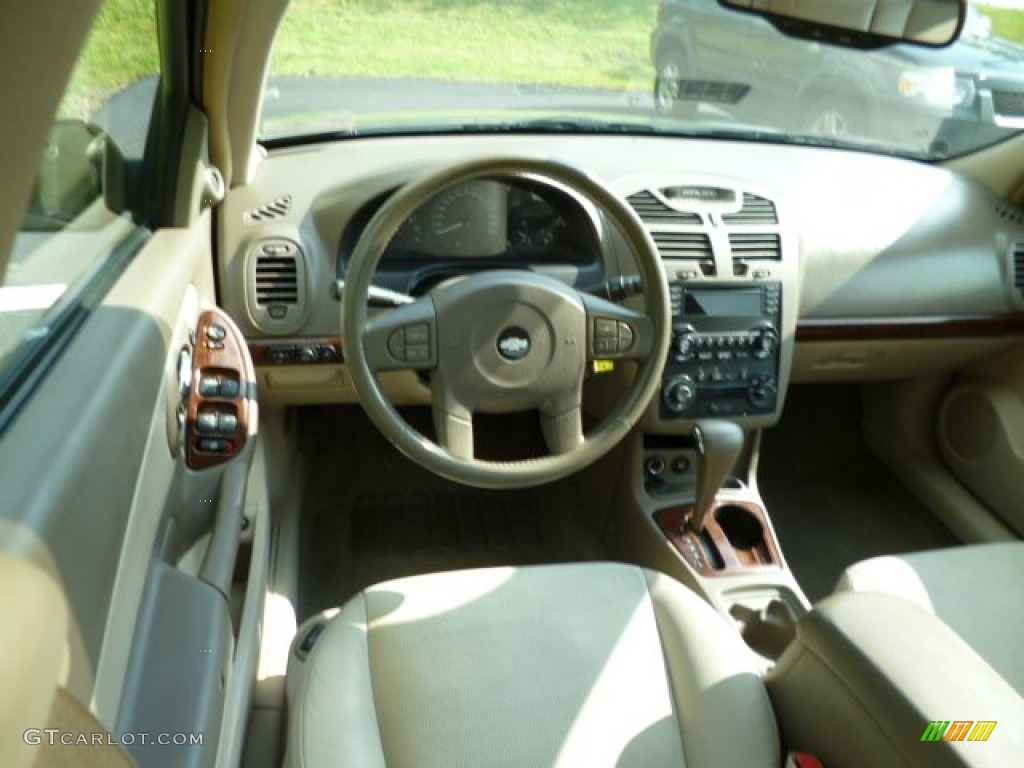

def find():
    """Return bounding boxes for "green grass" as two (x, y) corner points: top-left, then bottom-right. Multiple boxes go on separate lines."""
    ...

(62, 0), (158, 119)
(62, 0), (1024, 122)
(64, 0), (657, 118)
(269, 0), (657, 90)
(981, 6), (1024, 44)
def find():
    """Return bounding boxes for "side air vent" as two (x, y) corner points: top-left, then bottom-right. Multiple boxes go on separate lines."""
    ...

(247, 239), (307, 332)
(729, 232), (781, 260)
(256, 255), (298, 305)
(1013, 242), (1024, 296)
(626, 191), (702, 225)
(722, 193), (778, 225)
(246, 194), (293, 223)
(651, 232), (713, 263)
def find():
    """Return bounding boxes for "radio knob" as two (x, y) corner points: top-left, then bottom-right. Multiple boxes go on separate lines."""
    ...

(752, 327), (779, 359)
(673, 326), (698, 360)
(664, 374), (698, 413)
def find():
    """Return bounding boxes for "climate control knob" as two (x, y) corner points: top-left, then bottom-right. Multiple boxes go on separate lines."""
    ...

(748, 375), (778, 408)
(751, 327), (779, 359)
(664, 374), (698, 413)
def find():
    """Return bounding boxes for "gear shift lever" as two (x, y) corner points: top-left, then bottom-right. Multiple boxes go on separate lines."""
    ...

(690, 420), (745, 532)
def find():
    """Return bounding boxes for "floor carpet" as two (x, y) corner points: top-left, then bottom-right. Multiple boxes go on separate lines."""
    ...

(759, 384), (959, 602)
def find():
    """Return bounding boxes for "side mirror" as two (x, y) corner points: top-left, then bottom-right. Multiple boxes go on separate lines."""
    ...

(718, 0), (966, 49)
(26, 120), (126, 230)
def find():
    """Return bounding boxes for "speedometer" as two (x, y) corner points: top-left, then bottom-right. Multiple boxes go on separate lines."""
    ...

(429, 180), (506, 257)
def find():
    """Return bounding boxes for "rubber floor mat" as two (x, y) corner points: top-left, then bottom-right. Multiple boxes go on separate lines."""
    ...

(349, 490), (543, 556)
(297, 405), (605, 619)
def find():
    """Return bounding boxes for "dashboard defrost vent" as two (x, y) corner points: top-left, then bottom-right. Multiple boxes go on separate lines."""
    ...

(729, 232), (781, 260)
(1013, 242), (1024, 296)
(626, 191), (702, 224)
(722, 193), (778, 225)
(248, 239), (307, 333)
(246, 194), (292, 223)
(652, 232), (713, 263)
(992, 199), (1024, 226)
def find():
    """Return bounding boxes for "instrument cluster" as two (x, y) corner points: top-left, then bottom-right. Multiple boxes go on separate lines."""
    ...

(338, 178), (602, 275)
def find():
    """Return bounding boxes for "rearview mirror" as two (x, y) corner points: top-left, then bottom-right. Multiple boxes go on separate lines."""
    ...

(718, 0), (966, 49)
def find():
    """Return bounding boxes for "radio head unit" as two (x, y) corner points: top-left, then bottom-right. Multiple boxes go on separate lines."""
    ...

(661, 282), (781, 419)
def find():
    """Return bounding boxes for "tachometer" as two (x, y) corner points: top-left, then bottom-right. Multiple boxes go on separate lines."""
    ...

(429, 180), (506, 257)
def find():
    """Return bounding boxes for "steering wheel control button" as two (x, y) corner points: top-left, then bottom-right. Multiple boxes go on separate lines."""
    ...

(387, 330), (406, 361)
(617, 322), (634, 351)
(593, 317), (623, 355)
(497, 326), (531, 361)
(406, 344), (430, 363)
(405, 324), (430, 344)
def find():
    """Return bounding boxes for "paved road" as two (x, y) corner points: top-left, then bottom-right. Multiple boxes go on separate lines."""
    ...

(90, 72), (1017, 164)
(94, 75), (713, 158)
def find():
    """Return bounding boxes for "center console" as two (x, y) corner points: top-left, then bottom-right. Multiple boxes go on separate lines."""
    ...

(613, 177), (805, 663)
(662, 281), (782, 419)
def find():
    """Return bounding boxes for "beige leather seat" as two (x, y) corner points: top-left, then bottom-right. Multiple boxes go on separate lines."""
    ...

(285, 562), (780, 768)
(767, 543), (1024, 767)
(836, 542), (1024, 694)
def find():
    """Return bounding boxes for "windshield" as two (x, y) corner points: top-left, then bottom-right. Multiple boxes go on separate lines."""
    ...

(261, 0), (1024, 160)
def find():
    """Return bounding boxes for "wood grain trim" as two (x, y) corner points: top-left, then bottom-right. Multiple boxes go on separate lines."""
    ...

(186, 309), (255, 471)
(247, 336), (343, 366)
(796, 313), (1024, 342)
(654, 500), (782, 577)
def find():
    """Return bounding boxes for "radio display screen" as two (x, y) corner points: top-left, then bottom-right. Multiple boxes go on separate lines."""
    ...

(684, 289), (762, 317)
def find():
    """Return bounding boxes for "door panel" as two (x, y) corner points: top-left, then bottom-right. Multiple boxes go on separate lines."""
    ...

(0, 216), (219, 717)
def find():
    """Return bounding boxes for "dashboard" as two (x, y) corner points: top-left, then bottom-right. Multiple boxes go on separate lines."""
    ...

(217, 133), (1024, 420)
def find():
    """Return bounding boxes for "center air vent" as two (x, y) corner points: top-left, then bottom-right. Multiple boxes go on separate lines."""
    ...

(247, 239), (307, 332)
(651, 232), (713, 263)
(1013, 242), (1024, 297)
(627, 191), (702, 225)
(729, 232), (781, 260)
(246, 194), (293, 223)
(722, 193), (778, 225)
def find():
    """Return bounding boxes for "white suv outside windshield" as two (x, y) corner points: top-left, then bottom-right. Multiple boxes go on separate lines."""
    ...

(260, 0), (1024, 160)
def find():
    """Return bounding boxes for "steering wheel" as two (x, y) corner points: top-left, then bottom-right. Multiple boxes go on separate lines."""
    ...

(342, 157), (671, 489)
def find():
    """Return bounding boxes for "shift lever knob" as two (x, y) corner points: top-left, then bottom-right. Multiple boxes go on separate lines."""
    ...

(690, 420), (745, 532)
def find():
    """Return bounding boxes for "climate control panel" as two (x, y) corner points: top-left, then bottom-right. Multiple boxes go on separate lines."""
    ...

(660, 282), (781, 419)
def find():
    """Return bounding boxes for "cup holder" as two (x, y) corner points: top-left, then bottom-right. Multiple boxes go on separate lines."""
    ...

(715, 504), (765, 550)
